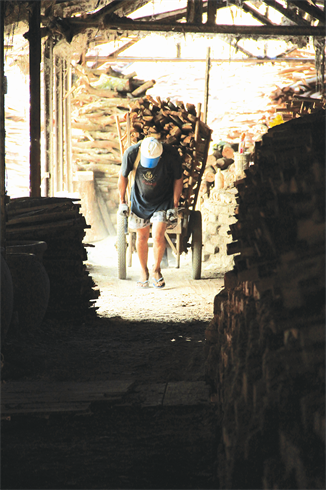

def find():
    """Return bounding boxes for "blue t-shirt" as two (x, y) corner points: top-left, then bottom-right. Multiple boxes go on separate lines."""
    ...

(121, 142), (183, 220)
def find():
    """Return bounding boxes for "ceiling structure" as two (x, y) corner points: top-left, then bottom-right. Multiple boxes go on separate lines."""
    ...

(3, 0), (325, 46)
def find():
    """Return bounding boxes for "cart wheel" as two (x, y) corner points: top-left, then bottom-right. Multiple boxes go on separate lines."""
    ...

(190, 210), (202, 280)
(117, 214), (127, 279)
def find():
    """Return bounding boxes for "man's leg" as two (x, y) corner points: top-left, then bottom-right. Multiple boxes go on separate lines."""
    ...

(152, 221), (167, 286)
(136, 225), (150, 285)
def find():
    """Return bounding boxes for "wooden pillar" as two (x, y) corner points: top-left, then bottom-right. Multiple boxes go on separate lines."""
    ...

(55, 56), (63, 192)
(187, 0), (203, 24)
(44, 36), (53, 196)
(65, 61), (73, 193)
(29, 1), (41, 197)
(207, 0), (218, 25)
(0, 3), (6, 251)
(204, 47), (211, 124)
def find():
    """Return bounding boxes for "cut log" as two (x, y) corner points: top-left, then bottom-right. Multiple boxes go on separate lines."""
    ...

(131, 80), (156, 97)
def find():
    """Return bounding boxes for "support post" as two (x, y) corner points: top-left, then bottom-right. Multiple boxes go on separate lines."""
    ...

(207, 0), (218, 25)
(187, 0), (203, 24)
(0, 2), (6, 251)
(65, 60), (73, 193)
(29, 1), (41, 197)
(204, 47), (211, 125)
(55, 56), (63, 192)
(44, 35), (53, 196)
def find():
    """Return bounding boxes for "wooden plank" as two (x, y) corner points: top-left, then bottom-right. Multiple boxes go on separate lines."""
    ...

(2, 379), (135, 395)
(1, 402), (91, 415)
(163, 381), (210, 406)
(1, 380), (135, 414)
(135, 383), (166, 407)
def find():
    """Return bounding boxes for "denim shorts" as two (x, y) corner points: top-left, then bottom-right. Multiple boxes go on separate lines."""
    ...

(129, 210), (167, 230)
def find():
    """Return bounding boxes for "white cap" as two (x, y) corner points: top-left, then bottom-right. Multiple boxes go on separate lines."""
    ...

(140, 137), (163, 168)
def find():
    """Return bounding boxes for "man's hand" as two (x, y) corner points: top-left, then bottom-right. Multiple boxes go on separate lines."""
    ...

(166, 208), (178, 224)
(118, 203), (129, 216)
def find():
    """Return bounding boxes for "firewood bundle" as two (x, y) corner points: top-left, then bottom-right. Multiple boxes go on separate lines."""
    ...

(6, 197), (100, 320)
(270, 72), (325, 120)
(71, 66), (156, 170)
(128, 95), (212, 210)
(227, 110), (325, 317)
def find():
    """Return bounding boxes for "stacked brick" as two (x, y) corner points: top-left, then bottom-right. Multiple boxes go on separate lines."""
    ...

(205, 110), (325, 489)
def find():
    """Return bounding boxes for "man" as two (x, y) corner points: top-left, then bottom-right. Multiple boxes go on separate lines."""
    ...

(118, 137), (183, 289)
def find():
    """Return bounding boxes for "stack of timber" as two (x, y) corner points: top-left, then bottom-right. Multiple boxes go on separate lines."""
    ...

(128, 95), (212, 210)
(205, 109), (325, 489)
(227, 109), (325, 315)
(6, 197), (100, 320)
(71, 66), (156, 171)
(270, 64), (325, 121)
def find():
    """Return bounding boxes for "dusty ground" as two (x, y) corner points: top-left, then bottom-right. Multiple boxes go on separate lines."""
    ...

(1, 237), (224, 489)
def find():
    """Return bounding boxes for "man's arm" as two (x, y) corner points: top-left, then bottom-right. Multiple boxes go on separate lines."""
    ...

(118, 172), (129, 204)
(173, 177), (183, 208)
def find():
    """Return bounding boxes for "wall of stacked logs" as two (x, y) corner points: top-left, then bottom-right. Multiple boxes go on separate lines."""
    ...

(205, 110), (325, 489)
(199, 142), (252, 269)
(6, 197), (99, 321)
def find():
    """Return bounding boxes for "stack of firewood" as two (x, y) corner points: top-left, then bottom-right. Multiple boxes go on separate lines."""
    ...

(6, 197), (100, 320)
(227, 109), (325, 315)
(270, 68), (325, 120)
(128, 95), (212, 210)
(71, 66), (156, 171)
(206, 110), (325, 489)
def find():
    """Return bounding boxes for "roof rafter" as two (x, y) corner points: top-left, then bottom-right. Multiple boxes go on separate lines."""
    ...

(67, 16), (324, 37)
(288, 0), (325, 24)
(263, 0), (312, 26)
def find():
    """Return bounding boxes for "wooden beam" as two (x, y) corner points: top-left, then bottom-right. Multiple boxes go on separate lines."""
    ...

(64, 60), (73, 193)
(136, 6), (190, 23)
(55, 56), (63, 192)
(0, 1), (6, 251)
(44, 36), (53, 197)
(263, 0), (311, 26)
(288, 0), (325, 24)
(85, 55), (316, 63)
(194, 0), (203, 24)
(237, 1), (276, 26)
(82, 19), (325, 36)
(228, 39), (258, 58)
(206, 0), (219, 26)
(203, 47), (211, 125)
(65, 12), (326, 38)
(29, 1), (41, 198)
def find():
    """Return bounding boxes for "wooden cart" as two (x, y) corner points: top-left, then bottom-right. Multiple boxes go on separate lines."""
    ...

(116, 101), (212, 280)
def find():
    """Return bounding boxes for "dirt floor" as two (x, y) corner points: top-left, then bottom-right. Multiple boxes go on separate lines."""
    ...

(1, 237), (224, 489)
